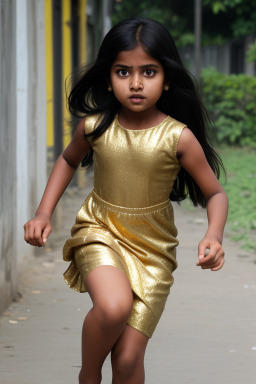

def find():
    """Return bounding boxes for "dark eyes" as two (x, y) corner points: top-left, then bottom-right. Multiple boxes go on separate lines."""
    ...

(117, 69), (156, 77)
(144, 69), (155, 77)
(118, 69), (129, 77)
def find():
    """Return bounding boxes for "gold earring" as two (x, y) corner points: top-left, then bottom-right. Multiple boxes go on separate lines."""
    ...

(164, 85), (169, 91)
(108, 86), (112, 91)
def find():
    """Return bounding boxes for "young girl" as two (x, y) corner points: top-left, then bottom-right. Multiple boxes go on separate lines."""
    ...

(24, 18), (228, 384)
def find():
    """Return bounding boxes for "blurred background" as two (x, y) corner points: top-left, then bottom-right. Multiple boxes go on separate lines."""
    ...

(0, 0), (255, 313)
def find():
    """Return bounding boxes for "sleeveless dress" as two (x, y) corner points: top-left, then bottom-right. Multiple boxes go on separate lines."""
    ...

(63, 113), (186, 338)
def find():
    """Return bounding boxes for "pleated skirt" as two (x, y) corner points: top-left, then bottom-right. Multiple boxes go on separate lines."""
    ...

(63, 191), (179, 338)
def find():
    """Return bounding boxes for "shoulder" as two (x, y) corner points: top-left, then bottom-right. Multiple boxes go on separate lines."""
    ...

(167, 116), (187, 132)
(163, 116), (187, 162)
(177, 127), (204, 160)
(84, 113), (104, 135)
(165, 116), (187, 148)
(75, 113), (104, 141)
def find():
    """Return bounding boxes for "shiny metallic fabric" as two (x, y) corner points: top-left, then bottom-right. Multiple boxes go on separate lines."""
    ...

(63, 114), (186, 337)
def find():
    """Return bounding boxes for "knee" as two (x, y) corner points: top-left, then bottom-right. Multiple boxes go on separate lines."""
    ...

(93, 297), (133, 329)
(112, 350), (140, 377)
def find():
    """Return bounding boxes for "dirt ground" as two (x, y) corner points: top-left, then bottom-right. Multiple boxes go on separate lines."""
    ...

(1, 169), (256, 384)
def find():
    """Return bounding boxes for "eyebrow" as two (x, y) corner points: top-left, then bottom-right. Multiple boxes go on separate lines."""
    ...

(114, 64), (160, 69)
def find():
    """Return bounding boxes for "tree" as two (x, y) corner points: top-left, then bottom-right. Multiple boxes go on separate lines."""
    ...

(204, 0), (256, 38)
(112, 0), (256, 47)
(205, 0), (256, 68)
(247, 40), (256, 64)
(112, 0), (195, 47)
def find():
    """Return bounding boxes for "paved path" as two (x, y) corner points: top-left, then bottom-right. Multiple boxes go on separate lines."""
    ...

(1, 172), (256, 384)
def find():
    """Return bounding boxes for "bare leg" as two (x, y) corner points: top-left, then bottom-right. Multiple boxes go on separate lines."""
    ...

(111, 325), (149, 384)
(79, 266), (133, 384)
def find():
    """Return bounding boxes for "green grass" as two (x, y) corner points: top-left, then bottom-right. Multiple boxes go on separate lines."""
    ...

(181, 147), (256, 250)
(219, 147), (256, 250)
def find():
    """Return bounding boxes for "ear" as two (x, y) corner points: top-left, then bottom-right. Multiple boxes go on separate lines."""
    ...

(163, 78), (170, 91)
(107, 79), (112, 92)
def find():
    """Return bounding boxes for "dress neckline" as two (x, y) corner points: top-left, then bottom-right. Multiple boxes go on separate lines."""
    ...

(116, 114), (170, 132)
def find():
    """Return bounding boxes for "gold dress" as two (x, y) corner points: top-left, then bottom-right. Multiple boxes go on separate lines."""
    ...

(63, 114), (186, 338)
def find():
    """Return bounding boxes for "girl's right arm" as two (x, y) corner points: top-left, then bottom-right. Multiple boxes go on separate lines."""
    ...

(24, 118), (90, 247)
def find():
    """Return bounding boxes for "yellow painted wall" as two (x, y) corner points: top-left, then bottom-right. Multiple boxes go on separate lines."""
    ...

(45, 0), (87, 151)
(62, 0), (72, 149)
(79, 0), (87, 65)
(45, 0), (54, 148)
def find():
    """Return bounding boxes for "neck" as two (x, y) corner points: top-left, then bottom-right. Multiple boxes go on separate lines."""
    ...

(118, 107), (167, 130)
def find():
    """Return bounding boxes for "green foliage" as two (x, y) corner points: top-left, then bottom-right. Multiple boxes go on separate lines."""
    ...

(112, 0), (195, 47)
(213, 2), (226, 13)
(219, 147), (256, 250)
(203, 0), (256, 37)
(182, 147), (256, 250)
(112, 0), (227, 46)
(201, 67), (256, 147)
(113, 0), (256, 47)
(204, 0), (247, 13)
(247, 40), (256, 62)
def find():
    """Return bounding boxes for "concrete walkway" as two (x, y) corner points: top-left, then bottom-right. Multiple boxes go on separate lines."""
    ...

(1, 172), (256, 384)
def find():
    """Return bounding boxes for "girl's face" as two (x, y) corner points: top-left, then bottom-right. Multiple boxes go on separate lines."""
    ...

(109, 45), (166, 115)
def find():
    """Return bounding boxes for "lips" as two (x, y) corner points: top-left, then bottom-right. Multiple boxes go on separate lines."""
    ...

(129, 94), (145, 104)
(129, 94), (145, 99)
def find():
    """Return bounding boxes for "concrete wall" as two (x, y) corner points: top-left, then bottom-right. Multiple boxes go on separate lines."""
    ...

(0, 0), (46, 313)
(16, 0), (47, 260)
(180, 36), (256, 76)
(0, 0), (110, 314)
(0, 0), (17, 313)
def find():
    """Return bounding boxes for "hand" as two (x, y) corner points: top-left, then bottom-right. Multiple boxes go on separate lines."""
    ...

(196, 237), (225, 271)
(24, 213), (52, 247)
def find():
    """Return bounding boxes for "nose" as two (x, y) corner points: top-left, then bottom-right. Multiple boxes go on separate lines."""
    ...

(130, 73), (143, 91)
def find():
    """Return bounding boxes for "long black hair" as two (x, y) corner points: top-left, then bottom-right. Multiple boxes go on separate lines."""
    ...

(68, 17), (224, 207)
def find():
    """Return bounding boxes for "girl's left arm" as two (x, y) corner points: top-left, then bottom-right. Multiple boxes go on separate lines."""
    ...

(177, 128), (229, 271)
